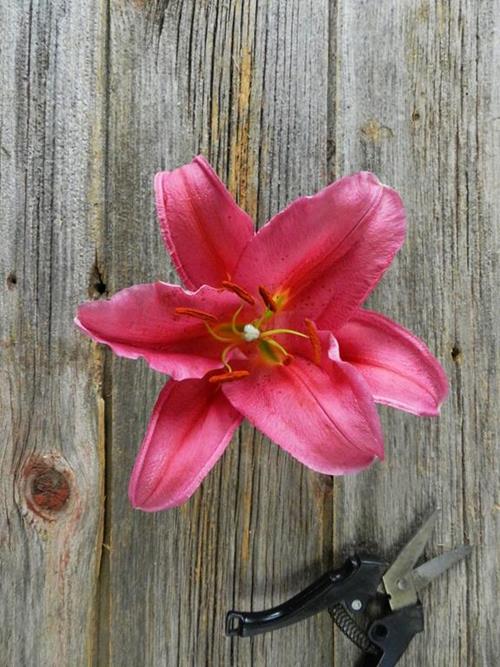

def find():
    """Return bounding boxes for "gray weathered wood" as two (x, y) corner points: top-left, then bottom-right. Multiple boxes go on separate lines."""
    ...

(0, 1), (105, 665)
(332, 1), (499, 665)
(1, 1), (498, 666)
(102, 2), (333, 666)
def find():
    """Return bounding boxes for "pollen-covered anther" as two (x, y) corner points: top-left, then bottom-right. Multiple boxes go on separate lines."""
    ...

(305, 318), (322, 365)
(208, 370), (251, 384)
(174, 307), (218, 322)
(222, 280), (255, 305)
(258, 286), (277, 312)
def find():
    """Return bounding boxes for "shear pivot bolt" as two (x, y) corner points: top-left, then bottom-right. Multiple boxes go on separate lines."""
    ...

(351, 599), (362, 611)
(397, 578), (408, 590)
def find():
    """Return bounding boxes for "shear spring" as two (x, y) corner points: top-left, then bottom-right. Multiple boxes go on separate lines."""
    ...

(330, 603), (377, 654)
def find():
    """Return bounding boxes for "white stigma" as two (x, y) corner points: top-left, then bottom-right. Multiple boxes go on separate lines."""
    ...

(243, 323), (260, 342)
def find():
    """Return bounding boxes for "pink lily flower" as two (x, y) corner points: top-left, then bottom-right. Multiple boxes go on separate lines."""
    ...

(76, 156), (448, 512)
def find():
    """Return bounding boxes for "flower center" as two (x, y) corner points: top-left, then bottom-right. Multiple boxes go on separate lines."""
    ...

(243, 323), (260, 342)
(175, 282), (316, 382)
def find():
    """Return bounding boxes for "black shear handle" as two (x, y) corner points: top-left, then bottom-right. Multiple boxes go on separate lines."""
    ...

(226, 557), (359, 638)
(358, 604), (424, 667)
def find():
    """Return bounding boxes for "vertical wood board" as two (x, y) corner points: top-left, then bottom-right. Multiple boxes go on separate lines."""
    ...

(101, 2), (333, 666)
(332, 1), (499, 665)
(0, 1), (498, 665)
(0, 1), (106, 665)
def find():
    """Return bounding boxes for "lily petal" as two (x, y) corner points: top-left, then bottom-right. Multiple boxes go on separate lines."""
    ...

(155, 156), (254, 289)
(336, 309), (449, 416)
(75, 282), (241, 380)
(222, 340), (383, 475)
(129, 378), (243, 511)
(234, 172), (405, 331)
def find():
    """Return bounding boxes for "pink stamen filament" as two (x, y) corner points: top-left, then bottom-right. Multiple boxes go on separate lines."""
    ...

(205, 323), (234, 342)
(178, 288), (310, 381)
(264, 337), (289, 359)
(260, 328), (309, 339)
(221, 343), (237, 371)
(231, 305), (244, 335)
(254, 309), (273, 328)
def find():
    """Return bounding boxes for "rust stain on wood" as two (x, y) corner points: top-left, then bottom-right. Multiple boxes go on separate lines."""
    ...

(416, 1), (430, 22)
(240, 488), (252, 564)
(360, 119), (394, 143)
(240, 446), (254, 564)
(228, 47), (258, 220)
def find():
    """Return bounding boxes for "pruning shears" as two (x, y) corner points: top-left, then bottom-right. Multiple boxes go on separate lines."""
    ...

(226, 509), (471, 666)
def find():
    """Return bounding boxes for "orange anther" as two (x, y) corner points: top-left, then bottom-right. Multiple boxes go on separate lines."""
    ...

(208, 370), (250, 384)
(174, 307), (218, 323)
(222, 281), (255, 305)
(258, 286), (277, 312)
(305, 318), (321, 365)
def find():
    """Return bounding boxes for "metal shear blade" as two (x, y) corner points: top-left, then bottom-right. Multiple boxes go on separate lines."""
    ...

(412, 545), (472, 592)
(383, 509), (471, 610)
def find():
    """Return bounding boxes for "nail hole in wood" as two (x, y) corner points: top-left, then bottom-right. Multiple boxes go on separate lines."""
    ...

(89, 262), (107, 299)
(6, 272), (17, 289)
(94, 280), (107, 295)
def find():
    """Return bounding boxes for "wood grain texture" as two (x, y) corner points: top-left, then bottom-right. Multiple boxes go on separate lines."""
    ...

(102, 2), (333, 666)
(332, 1), (499, 665)
(1, 1), (498, 666)
(0, 1), (105, 665)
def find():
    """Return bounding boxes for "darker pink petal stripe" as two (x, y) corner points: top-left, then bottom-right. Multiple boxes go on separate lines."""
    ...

(129, 378), (243, 511)
(336, 309), (449, 416)
(222, 345), (382, 475)
(75, 282), (241, 380)
(154, 156), (254, 289)
(234, 172), (406, 332)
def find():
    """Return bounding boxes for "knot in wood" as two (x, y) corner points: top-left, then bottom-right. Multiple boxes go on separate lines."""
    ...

(31, 468), (70, 512)
(23, 457), (72, 518)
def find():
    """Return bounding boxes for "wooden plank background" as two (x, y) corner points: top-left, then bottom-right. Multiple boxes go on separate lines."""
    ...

(1, 1), (498, 666)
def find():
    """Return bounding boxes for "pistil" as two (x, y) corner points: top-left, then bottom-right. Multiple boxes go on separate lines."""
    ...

(176, 285), (315, 380)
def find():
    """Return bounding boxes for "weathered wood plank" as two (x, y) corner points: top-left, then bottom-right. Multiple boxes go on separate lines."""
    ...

(332, 1), (499, 665)
(102, 1), (333, 665)
(2, 1), (498, 665)
(0, 1), (106, 665)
